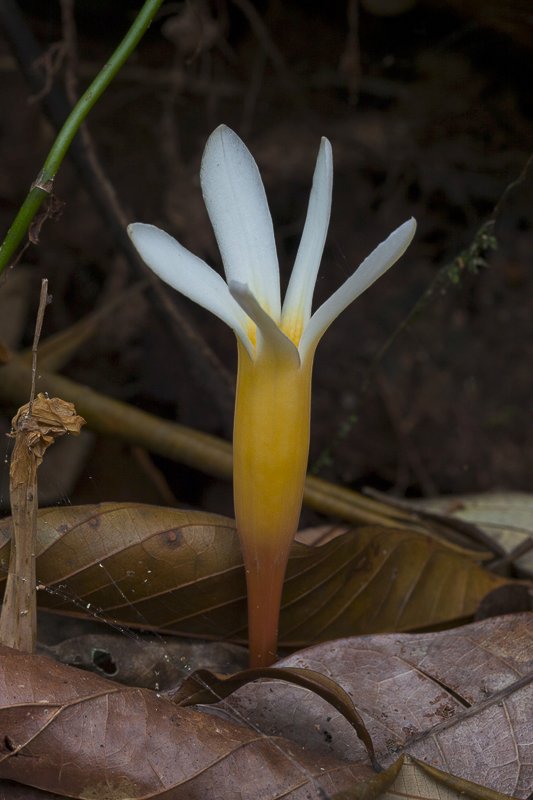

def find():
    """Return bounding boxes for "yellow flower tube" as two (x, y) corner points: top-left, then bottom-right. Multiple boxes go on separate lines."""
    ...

(233, 338), (313, 666)
(128, 125), (416, 667)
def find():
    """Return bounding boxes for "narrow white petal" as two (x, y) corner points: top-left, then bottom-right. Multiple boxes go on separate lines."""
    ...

(128, 223), (252, 354)
(229, 281), (300, 368)
(299, 218), (417, 360)
(201, 125), (281, 320)
(281, 137), (333, 336)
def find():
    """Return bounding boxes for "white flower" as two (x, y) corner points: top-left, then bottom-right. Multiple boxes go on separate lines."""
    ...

(128, 124), (416, 667)
(128, 125), (416, 368)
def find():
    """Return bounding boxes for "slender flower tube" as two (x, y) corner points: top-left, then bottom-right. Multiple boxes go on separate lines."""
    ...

(128, 125), (416, 667)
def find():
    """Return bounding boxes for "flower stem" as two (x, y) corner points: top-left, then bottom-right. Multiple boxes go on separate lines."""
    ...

(245, 542), (290, 668)
(0, 0), (164, 275)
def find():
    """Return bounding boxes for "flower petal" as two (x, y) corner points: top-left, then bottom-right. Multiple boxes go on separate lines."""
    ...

(128, 223), (253, 354)
(281, 137), (333, 342)
(299, 218), (417, 361)
(229, 281), (300, 368)
(201, 125), (281, 320)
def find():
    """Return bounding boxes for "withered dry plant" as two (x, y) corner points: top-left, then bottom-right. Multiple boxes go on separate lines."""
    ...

(0, 280), (85, 652)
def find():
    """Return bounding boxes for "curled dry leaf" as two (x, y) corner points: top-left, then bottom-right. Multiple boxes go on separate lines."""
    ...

(377, 755), (516, 800)
(332, 754), (517, 800)
(0, 637), (519, 800)
(220, 613), (533, 798)
(0, 504), (519, 645)
(0, 645), (389, 799)
(171, 665), (379, 770)
(10, 394), (85, 465)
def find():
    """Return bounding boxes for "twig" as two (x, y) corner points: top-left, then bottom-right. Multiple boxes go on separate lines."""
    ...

(59, 0), (129, 300)
(339, 0), (361, 103)
(59, 0), (78, 102)
(131, 446), (179, 506)
(29, 279), (49, 411)
(0, 284), (85, 652)
(0, 358), (496, 552)
(489, 535), (533, 573)
(28, 41), (66, 105)
(240, 45), (267, 137)
(363, 487), (506, 557)
(20, 280), (149, 373)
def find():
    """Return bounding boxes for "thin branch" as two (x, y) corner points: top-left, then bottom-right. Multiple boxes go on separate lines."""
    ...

(0, 0), (165, 274)
(0, 0), (235, 431)
(0, 358), (499, 554)
(29, 279), (49, 411)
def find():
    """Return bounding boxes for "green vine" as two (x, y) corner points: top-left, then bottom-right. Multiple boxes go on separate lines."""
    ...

(0, 0), (164, 275)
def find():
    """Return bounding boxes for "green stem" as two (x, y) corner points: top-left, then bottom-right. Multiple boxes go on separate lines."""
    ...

(0, 0), (164, 274)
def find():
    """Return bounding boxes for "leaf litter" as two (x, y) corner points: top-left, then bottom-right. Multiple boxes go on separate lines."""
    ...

(0, 503), (524, 647)
(0, 613), (530, 798)
(0, 504), (528, 796)
(217, 612), (533, 798)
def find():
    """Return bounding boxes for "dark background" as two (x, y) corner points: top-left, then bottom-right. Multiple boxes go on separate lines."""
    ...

(0, 0), (531, 521)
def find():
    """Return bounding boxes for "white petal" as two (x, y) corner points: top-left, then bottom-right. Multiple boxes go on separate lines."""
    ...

(128, 223), (253, 355)
(229, 281), (300, 368)
(299, 218), (417, 360)
(281, 137), (333, 334)
(201, 125), (281, 320)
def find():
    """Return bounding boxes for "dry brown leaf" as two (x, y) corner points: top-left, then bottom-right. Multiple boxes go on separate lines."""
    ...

(220, 613), (533, 798)
(380, 755), (515, 800)
(0, 504), (519, 645)
(171, 664), (379, 769)
(10, 393), (85, 464)
(0, 645), (386, 799)
(0, 617), (529, 798)
(44, 632), (248, 689)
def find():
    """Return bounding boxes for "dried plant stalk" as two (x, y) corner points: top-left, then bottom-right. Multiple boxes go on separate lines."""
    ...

(0, 394), (85, 651)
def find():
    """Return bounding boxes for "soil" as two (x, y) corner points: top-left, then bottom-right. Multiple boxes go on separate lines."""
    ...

(0, 0), (532, 523)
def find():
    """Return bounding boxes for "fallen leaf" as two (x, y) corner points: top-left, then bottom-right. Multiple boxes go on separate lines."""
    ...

(0, 504), (518, 645)
(219, 613), (533, 798)
(171, 664), (379, 769)
(0, 645), (388, 799)
(0, 617), (528, 798)
(380, 755), (515, 800)
(414, 493), (533, 578)
(43, 632), (248, 689)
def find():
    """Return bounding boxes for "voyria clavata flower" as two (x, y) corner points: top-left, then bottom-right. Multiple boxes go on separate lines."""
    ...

(128, 125), (416, 667)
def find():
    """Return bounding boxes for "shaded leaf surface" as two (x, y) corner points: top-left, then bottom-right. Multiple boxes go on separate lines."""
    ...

(0, 504), (514, 644)
(0, 645), (379, 799)
(0, 619), (528, 799)
(0, 782), (67, 799)
(42, 632), (248, 690)
(415, 493), (533, 578)
(219, 613), (533, 798)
